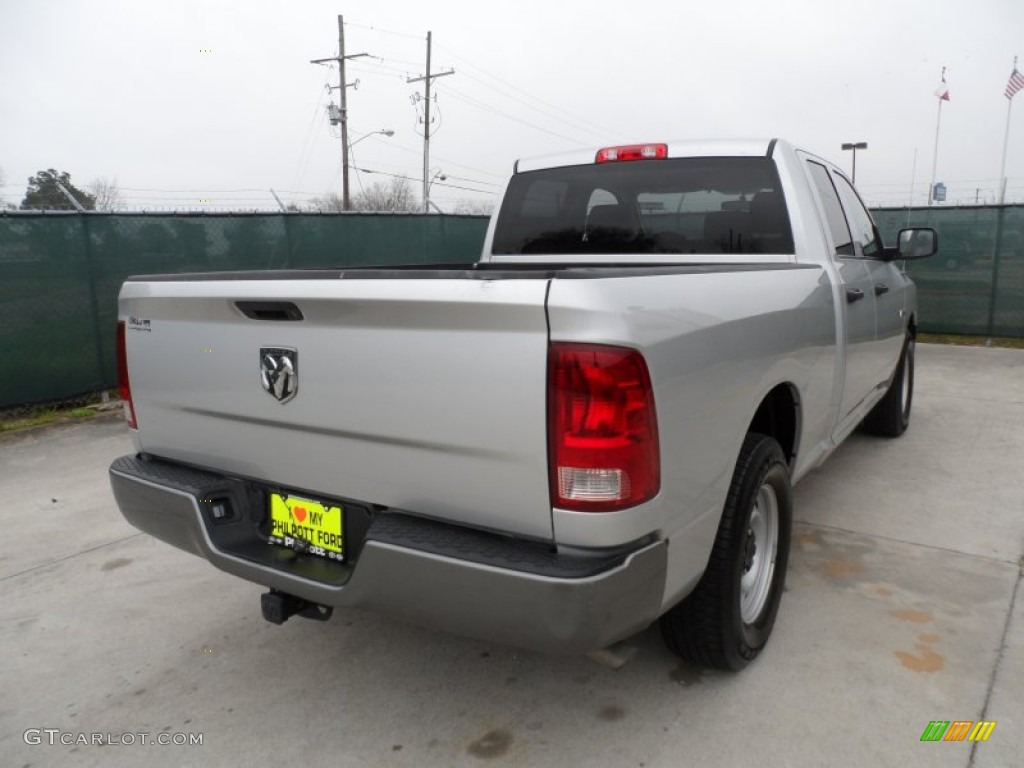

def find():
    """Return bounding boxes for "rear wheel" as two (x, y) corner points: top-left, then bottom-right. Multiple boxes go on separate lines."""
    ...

(660, 432), (792, 671)
(862, 333), (914, 437)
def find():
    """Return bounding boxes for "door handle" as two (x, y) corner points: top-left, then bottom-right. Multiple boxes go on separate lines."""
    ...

(846, 289), (865, 303)
(874, 283), (889, 296)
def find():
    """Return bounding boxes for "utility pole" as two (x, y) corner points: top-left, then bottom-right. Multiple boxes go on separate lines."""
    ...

(311, 15), (371, 211)
(407, 32), (454, 212)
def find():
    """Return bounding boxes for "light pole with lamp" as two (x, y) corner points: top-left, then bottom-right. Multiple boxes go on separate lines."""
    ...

(350, 128), (395, 151)
(346, 129), (395, 208)
(426, 169), (447, 213)
(841, 142), (868, 184)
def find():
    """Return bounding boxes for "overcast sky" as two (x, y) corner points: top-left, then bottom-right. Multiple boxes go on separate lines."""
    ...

(2, 0), (1023, 211)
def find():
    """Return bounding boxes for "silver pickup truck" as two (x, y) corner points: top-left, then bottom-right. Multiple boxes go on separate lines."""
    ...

(109, 139), (936, 670)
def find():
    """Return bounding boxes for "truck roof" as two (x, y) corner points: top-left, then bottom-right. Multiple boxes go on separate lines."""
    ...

(514, 138), (791, 174)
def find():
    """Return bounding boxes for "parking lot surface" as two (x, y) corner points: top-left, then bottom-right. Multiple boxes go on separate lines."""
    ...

(2, 343), (1022, 767)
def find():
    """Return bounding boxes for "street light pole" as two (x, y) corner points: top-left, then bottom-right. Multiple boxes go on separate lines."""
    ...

(841, 142), (868, 184)
(347, 129), (395, 202)
(426, 170), (447, 213)
(349, 128), (395, 152)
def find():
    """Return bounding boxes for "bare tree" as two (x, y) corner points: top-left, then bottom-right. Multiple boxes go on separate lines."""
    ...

(0, 166), (12, 210)
(352, 177), (418, 212)
(89, 177), (123, 212)
(453, 199), (496, 216)
(306, 193), (345, 212)
(307, 178), (418, 213)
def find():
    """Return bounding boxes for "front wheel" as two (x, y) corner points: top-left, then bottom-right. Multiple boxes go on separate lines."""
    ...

(862, 333), (914, 437)
(660, 433), (792, 671)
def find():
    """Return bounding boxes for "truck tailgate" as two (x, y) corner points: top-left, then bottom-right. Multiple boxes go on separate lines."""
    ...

(119, 277), (554, 541)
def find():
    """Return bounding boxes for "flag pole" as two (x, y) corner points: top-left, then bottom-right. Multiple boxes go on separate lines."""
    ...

(998, 56), (1018, 205)
(928, 66), (947, 207)
(907, 147), (918, 226)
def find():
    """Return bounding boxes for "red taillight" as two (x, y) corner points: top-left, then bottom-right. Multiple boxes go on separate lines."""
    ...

(116, 321), (137, 429)
(548, 343), (660, 512)
(595, 144), (668, 163)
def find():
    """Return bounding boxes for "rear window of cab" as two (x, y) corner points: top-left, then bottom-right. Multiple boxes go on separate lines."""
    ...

(492, 157), (793, 256)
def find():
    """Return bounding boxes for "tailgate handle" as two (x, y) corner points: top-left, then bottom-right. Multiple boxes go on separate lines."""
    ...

(235, 301), (304, 321)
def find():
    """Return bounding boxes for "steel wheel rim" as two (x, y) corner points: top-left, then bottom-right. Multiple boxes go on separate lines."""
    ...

(740, 483), (779, 624)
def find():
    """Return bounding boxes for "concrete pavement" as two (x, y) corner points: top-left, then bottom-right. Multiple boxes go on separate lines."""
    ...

(2, 343), (1021, 767)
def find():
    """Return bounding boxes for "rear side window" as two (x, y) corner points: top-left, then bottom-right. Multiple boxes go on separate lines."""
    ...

(491, 157), (793, 256)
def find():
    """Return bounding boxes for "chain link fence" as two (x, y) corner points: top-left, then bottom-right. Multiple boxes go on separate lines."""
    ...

(2, 206), (1021, 409)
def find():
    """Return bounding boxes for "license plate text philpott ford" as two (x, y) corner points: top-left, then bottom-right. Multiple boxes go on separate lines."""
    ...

(268, 493), (344, 560)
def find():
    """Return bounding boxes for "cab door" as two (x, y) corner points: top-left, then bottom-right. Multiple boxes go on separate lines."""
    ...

(831, 173), (907, 384)
(804, 160), (880, 420)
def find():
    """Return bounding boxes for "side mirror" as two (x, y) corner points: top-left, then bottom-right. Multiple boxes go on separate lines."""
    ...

(896, 228), (938, 260)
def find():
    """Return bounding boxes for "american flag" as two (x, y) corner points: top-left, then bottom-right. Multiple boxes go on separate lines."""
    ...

(1006, 68), (1024, 100)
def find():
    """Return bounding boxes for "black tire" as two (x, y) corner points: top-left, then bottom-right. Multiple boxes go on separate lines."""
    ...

(660, 432), (792, 671)
(862, 333), (914, 437)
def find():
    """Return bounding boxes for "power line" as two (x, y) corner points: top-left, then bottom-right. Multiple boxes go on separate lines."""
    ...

(443, 87), (583, 145)
(344, 20), (624, 145)
(338, 147), (501, 190)
(289, 84), (331, 206)
(452, 67), (614, 144)
(120, 186), (304, 193)
(342, 19), (423, 41)
(348, 61), (415, 79)
(438, 173), (500, 188)
(352, 166), (493, 195)
(437, 42), (629, 140)
(379, 136), (508, 179)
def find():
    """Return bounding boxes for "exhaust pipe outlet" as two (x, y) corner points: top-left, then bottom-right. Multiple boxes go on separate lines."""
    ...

(260, 590), (334, 625)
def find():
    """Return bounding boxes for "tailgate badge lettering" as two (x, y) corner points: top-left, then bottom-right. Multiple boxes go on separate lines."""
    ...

(260, 348), (298, 403)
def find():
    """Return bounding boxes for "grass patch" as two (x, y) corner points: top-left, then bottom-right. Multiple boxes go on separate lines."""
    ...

(918, 333), (1024, 349)
(0, 408), (62, 432)
(0, 392), (119, 434)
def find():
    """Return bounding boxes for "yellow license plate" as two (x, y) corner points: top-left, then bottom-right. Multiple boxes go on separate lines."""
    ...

(268, 493), (344, 561)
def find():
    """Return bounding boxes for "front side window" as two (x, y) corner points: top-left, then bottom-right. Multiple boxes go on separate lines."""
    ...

(806, 161), (853, 256)
(833, 174), (880, 257)
(491, 157), (794, 256)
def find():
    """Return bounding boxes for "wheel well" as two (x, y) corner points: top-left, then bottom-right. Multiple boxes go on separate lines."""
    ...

(749, 384), (799, 465)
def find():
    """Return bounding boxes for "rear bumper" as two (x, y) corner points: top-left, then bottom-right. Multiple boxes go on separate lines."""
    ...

(109, 454), (668, 654)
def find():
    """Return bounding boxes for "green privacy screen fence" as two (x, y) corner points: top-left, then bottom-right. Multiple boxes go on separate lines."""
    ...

(873, 205), (1024, 339)
(1, 206), (1022, 409)
(0, 212), (488, 408)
